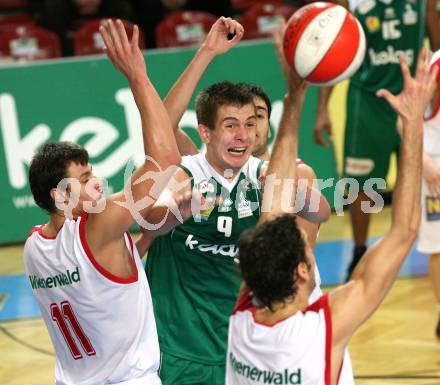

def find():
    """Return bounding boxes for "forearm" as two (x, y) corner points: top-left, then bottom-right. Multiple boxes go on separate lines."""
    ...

(260, 93), (303, 223)
(317, 86), (333, 114)
(391, 117), (423, 234)
(164, 49), (215, 130)
(129, 76), (181, 166)
(352, 117), (422, 292)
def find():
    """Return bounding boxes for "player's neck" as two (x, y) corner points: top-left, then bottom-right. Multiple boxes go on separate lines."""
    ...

(204, 152), (241, 180)
(255, 292), (308, 325)
(44, 212), (67, 237)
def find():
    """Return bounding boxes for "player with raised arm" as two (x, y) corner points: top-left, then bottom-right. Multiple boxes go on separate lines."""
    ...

(227, 49), (437, 385)
(23, 20), (181, 385)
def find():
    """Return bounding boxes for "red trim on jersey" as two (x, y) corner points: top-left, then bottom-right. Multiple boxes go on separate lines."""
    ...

(234, 290), (301, 327)
(38, 226), (57, 240)
(232, 288), (253, 315)
(27, 226), (42, 239)
(28, 225), (57, 240)
(79, 213), (138, 284)
(307, 294), (332, 385)
(336, 358), (344, 385)
(296, 158), (303, 166)
(425, 98), (440, 121)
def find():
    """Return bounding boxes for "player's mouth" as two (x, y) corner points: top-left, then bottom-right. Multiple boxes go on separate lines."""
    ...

(228, 147), (247, 155)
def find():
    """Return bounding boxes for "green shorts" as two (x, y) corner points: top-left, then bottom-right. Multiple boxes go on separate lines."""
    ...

(159, 351), (225, 385)
(344, 84), (400, 185)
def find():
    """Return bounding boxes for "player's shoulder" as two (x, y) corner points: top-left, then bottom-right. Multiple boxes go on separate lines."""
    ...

(179, 153), (207, 180)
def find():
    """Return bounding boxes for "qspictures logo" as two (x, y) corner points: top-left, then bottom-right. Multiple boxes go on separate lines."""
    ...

(28, 266), (80, 290)
(229, 352), (302, 384)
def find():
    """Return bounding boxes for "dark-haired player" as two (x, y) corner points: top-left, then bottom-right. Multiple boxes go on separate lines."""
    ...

(227, 49), (437, 384)
(23, 20), (181, 384)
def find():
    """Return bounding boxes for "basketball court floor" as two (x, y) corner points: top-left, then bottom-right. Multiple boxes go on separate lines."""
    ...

(1, 207), (439, 384)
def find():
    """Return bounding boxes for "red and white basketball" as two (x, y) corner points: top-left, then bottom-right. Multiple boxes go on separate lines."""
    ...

(283, 2), (366, 86)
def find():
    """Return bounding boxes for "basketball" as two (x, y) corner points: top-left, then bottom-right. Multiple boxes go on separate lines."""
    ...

(283, 2), (366, 85)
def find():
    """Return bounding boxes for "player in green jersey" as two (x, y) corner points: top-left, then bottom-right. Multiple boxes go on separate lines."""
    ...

(139, 18), (331, 385)
(315, 0), (440, 280)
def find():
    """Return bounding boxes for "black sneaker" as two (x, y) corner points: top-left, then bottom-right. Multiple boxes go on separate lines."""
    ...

(346, 245), (367, 281)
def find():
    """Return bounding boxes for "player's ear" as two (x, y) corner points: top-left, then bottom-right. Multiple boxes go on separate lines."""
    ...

(51, 187), (67, 209)
(198, 124), (211, 144)
(296, 261), (311, 281)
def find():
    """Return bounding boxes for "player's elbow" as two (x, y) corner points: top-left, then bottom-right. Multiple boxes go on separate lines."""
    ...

(390, 225), (418, 248)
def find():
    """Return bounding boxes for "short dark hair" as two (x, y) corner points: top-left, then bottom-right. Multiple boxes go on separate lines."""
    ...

(29, 142), (89, 214)
(238, 214), (308, 310)
(238, 83), (272, 118)
(195, 81), (255, 129)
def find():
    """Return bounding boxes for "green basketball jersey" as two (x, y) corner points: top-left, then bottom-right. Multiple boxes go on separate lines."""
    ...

(351, 0), (426, 94)
(146, 153), (265, 364)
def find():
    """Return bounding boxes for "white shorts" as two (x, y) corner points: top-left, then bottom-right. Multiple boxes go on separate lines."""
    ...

(418, 156), (440, 254)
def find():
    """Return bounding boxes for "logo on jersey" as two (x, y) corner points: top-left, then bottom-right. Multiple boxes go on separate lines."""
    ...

(184, 234), (238, 258)
(200, 206), (214, 219)
(366, 16), (381, 32)
(219, 197), (233, 213)
(384, 7), (395, 19)
(197, 180), (215, 194)
(426, 196), (440, 221)
(237, 191), (253, 219)
(28, 266), (81, 290)
(229, 352), (302, 384)
(403, 4), (417, 25)
(368, 46), (414, 67)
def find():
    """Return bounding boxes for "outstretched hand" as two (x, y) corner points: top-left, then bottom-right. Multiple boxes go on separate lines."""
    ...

(100, 19), (146, 82)
(377, 48), (438, 122)
(200, 17), (244, 57)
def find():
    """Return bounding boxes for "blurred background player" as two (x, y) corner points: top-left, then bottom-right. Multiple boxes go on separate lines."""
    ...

(227, 48), (437, 385)
(23, 20), (181, 384)
(315, 0), (440, 280)
(419, 49), (440, 339)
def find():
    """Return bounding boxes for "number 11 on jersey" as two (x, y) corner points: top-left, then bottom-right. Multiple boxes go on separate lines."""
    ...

(51, 301), (96, 360)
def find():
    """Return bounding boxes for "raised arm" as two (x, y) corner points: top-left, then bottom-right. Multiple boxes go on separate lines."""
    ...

(165, 17), (244, 155)
(87, 20), (181, 247)
(270, 24), (331, 224)
(329, 49), (438, 358)
(258, 71), (307, 224)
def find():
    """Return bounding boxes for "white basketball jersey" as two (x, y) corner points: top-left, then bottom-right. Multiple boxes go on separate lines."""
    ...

(424, 104), (440, 156)
(226, 292), (339, 385)
(23, 214), (161, 385)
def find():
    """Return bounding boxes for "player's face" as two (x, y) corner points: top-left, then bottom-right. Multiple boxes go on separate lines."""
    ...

(65, 162), (103, 217)
(203, 103), (256, 176)
(252, 96), (270, 157)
